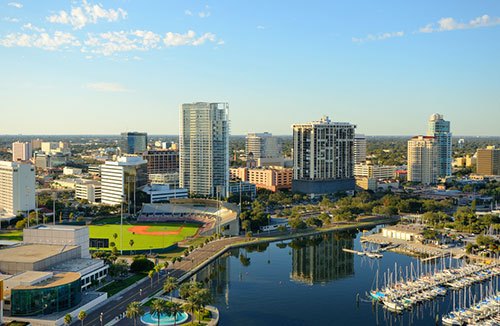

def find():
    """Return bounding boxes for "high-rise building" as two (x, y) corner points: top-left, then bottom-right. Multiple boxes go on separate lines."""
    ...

(142, 149), (179, 175)
(12, 141), (32, 161)
(427, 113), (452, 177)
(292, 116), (356, 194)
(0, 161), (36, 216)
(180, 102), (229, 197)
(353, 134), (367, 164)
(142, 149), (180, 187)
(407, 136), (438, 185)
(120, 132), (148, 154)
(476, 146), (500, 176)
(41, 141), (71, 155)
(100, 156), (148, 212)
(245, 132), (281, 159)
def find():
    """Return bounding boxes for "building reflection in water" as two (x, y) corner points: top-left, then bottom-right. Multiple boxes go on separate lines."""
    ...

(190, 252), (231, 305)
(291, 231), (355, 284)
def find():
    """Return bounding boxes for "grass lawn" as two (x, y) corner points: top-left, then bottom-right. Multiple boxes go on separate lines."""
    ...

(0, 230), (23, 241)
(89, 223), (200, 251)
(99, 273), (146, 296)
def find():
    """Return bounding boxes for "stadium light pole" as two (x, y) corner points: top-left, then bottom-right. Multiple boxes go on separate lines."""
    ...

(120, 194), (125, 255)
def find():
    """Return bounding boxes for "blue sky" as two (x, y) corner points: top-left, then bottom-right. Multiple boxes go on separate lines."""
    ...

(0, 0), (499, 136)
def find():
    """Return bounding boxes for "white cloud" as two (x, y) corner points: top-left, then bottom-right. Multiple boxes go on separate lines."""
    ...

(22, 23), (45, 33)
(86, 82), (129, 92)
(83, 30), (161, 56)
(257, 25), (266, 30)
(8, 2), (23, 9)
(419, 14), (500, 33)
(185, 5), (210, 18)
(0, 31), (80, 50)
(47, 0), (127, 29)
(352, 31), (404, 43)
(3, 17), (20, 23)
(164, 30), (217, 46)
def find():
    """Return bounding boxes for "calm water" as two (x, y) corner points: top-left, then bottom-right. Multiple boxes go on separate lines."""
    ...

(190, 227), (488, 326)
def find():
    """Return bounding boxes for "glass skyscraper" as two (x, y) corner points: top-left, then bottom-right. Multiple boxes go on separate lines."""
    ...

(120, 132), (148, 154)
(427, 113), (452, 177)
(179, 102), (229, 198)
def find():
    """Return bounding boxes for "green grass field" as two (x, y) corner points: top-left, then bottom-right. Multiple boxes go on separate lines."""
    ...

(0, 230), (23, 241)
(89, 223), (200, 251)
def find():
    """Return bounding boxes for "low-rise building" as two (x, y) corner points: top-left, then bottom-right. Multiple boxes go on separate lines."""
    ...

(354, 163), (398, 179)
(75, 179), (101, 203)
(140, 184), (188, 203)
(63, 166), (83, 175)
(381, 224), (425, 242)
(230, 166), (293, 192)
(228, 181), (257, 200)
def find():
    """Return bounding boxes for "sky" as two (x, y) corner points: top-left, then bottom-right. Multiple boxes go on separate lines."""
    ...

(0, 0), (499, 136)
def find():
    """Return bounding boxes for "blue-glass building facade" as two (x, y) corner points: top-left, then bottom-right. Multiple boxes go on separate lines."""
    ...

(120, 132), (148, 154)
(427, 113), (452, 177)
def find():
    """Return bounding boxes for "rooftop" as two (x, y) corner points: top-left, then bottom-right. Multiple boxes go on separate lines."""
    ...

(14, 272), (80, 290)
(46, 258), (103, 273)
(0, 244), (78, 263)
(383, 224), (425, 234)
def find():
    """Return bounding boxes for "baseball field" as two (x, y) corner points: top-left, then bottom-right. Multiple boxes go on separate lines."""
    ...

(88, 222), (200, 251)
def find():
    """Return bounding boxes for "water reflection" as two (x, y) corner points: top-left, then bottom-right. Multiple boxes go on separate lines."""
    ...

(291, 232), (355, 284)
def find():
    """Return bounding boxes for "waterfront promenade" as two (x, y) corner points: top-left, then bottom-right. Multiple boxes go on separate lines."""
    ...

(80, 217), (397, 326)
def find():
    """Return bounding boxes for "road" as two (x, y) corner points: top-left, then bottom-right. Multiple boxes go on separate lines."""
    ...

(78, 237), (244, 326)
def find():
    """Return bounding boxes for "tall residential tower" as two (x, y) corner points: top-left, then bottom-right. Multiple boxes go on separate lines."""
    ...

(427, 113), (452, 177)
(179, 102), (229, 197)
(292, 116), (356, 194)
(407, 136), (438, 185)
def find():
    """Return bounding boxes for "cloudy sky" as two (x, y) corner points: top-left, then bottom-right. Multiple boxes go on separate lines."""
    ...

(0, 0), (499, 135)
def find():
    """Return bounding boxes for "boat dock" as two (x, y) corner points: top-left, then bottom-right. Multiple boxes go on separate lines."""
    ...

(342, 248), (383, 258)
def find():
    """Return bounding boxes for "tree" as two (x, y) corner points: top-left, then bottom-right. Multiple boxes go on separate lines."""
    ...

(154, 264), (162, 284)
(130, 256), (154, 273)
(113, 232), (118, 242)
(150, 299), (167, 326)
(288, 218), (307, 230)
(69, 212), (74, 221)
(15, 218), (26, 229)
(64, 313), (72, 325)
(78, 310), (87, 326)
(241, 220), (251, 232)
(167, 302), (183, 326)
(182, 301), (196, 323)
(163, 276), (178, 301)
(129, 239), (135, 253)
(148, 270), (155, 287)
(126, 301), (145, 326)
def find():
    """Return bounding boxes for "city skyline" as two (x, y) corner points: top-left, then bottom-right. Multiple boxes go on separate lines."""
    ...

(1, 0), (500, 136)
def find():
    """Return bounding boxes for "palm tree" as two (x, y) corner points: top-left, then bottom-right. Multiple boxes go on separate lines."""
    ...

(168, 302), (183, 326)
(148, 270), (155, 287)
(182, 301), (196, 324)
(64, 313), (72, 325)
(113, 233), (118, 241)
(129, 239), (135, 254)
(154, 264), (161, 284)
(126, 301), (145, 326)
(150, 299), (167, 326)
(78, 310), (87, 326)
(163, 261), (169, 270)
(163, 276), (178, 301)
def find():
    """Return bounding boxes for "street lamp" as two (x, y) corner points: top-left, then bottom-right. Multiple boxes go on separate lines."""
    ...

(100, 312), (103, 326)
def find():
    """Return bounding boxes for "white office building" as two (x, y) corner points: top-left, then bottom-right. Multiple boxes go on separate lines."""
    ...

(427, 113), (452, 177)
(179, 102), (230, 197)
(75, 180), (101, 203)
(0, 161), (36, 216)
(354, 163), (397, 179)
(12, 141), (32, 162)
(100, 156), (147, 207)
(140, 184), (188, 203)
(246, 132), (281, 159)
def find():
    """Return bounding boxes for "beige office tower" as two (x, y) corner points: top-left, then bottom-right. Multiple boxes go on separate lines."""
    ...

(407, 136), (438, 185)
(179, 102), (229, 197)
(0, 161), (36, 216)
(12, 141), (32, 161)
(476, 146), (500, 175)
(245, 132), (281, 159)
